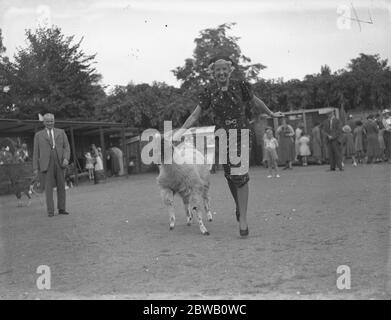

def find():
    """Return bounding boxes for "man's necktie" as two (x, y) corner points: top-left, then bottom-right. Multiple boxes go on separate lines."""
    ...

(48, 129), (55, 149)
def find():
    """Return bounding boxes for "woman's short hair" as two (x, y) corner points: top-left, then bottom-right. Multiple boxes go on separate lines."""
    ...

(207, 55), (235, 76)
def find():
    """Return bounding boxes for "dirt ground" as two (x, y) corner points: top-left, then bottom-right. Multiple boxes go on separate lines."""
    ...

(0, 164), (390, 300)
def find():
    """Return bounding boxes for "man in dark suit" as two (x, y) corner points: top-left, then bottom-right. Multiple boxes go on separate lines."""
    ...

(321, 110), (343, 171)
(33, 113), (71, 216)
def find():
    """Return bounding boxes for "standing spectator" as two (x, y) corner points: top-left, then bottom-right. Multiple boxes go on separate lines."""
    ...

(32, 113), (71, 217)
(311, 122), (322, 165)
(263, 128), (280, 178)
(298, 132), (311, 166)
(15, 143), (29, 163)
(276, 117), (295, 170)
(91, 144), (104, 184)
(341, 125), (357, 167)
(294, 122), (304, 162)
(347, 114), (357, 132)
(378, 126), (385, 162)
(111, 146), (124, 176)
(382, 109), (391, 163)
(353, 120), (365, 164)
(321, 125), (329, 164)
(0, 146), (13, 165)
(250, 114), (267, 166)
(321, 110), (343, 171)
(364, 115), (380, 164)
(108, 147), (120, 176)
(84, 152), (95, 181)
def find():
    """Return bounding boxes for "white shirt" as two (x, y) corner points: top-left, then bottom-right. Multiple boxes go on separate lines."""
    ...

(383, 117), (391, 132)
(47, 128), (55, 148)
(264, 137), (278, 150)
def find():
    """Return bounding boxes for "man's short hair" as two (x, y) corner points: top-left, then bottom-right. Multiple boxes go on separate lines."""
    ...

(43, 113), (55, 120)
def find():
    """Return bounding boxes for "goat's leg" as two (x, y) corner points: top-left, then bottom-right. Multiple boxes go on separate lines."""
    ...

(25, 191), (32, 207)
(204, 193), (213, 222)
(161, 188), (176, 230)
(202, 184), (213, 222)
(192, 207), (209, 235)
(182, 197), (193, 226)
(31, 185), (45, 206)
(16, 191), (23, 207)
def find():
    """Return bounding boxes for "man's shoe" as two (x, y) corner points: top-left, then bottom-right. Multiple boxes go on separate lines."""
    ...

(58, 210), (69, 215)
(240, 227), (249, 237)
(48, 213), (54, 217)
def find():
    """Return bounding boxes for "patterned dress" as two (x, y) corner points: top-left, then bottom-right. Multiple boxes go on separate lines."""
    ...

(364, 120), (380, 158)
(276, 125), (295, 163)
(311, 126), (322, 162)
(342, 132), (355, 157)
(198, 79), (253, 187)
(354, 126), (365, 153)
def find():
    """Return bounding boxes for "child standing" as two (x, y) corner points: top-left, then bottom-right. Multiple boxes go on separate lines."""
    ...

(298, 132), (311, 166)
(342, 125), (357, 167)
(85, 152), (94, 180)
(264, 128), (280, 178)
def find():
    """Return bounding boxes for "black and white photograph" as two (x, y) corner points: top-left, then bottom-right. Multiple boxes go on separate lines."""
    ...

(0, 0), (390, 303)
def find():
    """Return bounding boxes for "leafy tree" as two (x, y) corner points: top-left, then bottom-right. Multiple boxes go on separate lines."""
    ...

(0, 29), (15, 117)
(172, 22), (266, 91)
(9, 26), (104, 119)
(98, 82), (195, 130)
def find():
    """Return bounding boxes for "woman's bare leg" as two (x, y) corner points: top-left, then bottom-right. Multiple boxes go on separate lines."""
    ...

(227, 179), (239, 220)
(237, 183), (249, 231)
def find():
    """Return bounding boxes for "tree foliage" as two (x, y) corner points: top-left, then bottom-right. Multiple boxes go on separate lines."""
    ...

(96, 82), (196, 130)
(0, 28), (15, 116)
(172, 23), (266, 91)
(2, 23), (390, 130)
(6, 26), (104, 119)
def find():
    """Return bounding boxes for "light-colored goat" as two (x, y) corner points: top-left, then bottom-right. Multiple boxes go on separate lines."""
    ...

(157, 138), (214, 235)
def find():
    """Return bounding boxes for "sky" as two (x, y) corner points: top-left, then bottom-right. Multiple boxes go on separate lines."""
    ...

(1, 0), (391, 90)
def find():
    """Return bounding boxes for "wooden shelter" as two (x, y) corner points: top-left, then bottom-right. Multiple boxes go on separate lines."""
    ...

(0, 118), (140, 186)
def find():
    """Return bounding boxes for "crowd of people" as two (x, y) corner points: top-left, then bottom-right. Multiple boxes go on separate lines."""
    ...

(256, 109), (391, 176)
(0, 139), (125, 188)
(84, 144), (125, 184)
(0, 143), (30, 165)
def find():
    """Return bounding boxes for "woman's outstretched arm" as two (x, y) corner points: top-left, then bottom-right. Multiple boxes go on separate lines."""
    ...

(252, 95), (283, 118)
(182, 105), (202, 129)
(173, 105), (202, 141)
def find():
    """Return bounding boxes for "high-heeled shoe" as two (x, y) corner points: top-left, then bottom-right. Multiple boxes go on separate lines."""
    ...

(239, 227), (249, 237)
